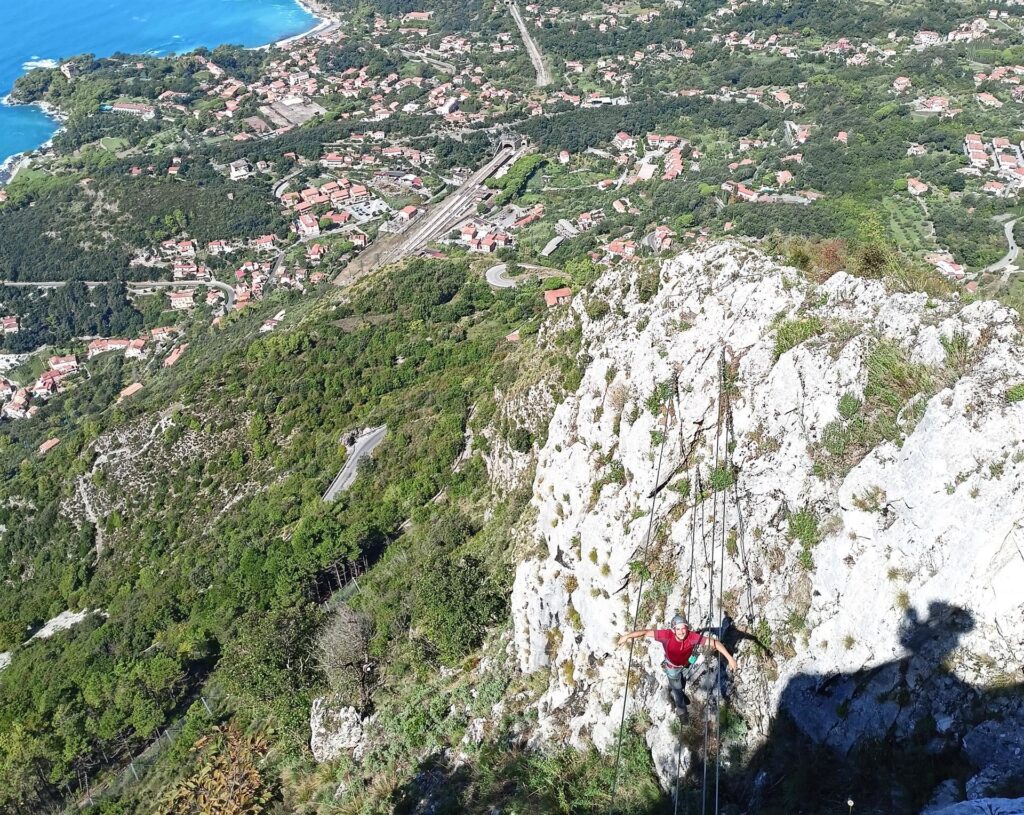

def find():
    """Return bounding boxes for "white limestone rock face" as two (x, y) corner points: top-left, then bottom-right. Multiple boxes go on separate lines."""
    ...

(310, 697), (364, 763)
(509, 242), (1024, 797)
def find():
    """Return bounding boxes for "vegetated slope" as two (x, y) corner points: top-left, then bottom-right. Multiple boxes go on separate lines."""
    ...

(505, 242), (1024, 812)
(300, 242), (1021, 815)
(0, 257), (545, 812)
(3, 242), (1022, 815)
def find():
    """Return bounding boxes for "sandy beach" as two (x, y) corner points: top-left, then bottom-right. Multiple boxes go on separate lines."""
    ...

(0, 154), (32, 186)
(273, 0), (338, 47)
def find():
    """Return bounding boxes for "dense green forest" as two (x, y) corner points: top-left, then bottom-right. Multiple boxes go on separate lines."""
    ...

(0, 282), (143, 352)
(0, 165), (287, 283)
(0, 258), (558, 812)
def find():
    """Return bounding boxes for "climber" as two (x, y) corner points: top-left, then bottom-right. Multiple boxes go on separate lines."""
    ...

(617, 614), (738, 717)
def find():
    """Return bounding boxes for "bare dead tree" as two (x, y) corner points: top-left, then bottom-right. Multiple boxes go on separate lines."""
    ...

(315, 604), (376, 711)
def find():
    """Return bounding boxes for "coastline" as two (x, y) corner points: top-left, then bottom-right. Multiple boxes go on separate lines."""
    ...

(0, 98), (66, 187)
(0, 0), (332, 181)
(0, 154), (32, 186)
(272, 0), (337, 48)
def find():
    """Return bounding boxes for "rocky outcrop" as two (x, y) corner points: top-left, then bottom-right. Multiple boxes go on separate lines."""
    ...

(508, 242), (1024, 804)
(60, 402), (262, 552)
(310, 697), (364, 763)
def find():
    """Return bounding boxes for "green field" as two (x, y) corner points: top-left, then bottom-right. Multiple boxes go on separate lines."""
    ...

(882, 196), (935, 256)
(99, 136), (129, 151)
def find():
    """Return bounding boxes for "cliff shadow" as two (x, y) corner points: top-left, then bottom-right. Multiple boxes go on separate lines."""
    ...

(364, 602), (1022, 814)
(711, 601), (1024, 815)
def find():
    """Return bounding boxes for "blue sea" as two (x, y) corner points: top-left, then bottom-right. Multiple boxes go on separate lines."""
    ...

(0, 0), (316, 169)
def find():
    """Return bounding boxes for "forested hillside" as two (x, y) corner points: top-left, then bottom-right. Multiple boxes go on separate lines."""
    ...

(2, 0), (1024, 810)
(0, 258), (557, 812)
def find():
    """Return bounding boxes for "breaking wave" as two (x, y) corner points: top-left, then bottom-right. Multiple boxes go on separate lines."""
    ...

(22, 58), (59, 71)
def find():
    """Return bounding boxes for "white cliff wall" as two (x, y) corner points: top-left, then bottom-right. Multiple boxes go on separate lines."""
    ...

(509, 243), (1024, 795)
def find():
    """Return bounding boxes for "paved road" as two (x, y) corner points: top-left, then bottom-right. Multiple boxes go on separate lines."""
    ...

(507, 0), (551, 86)
(273, 167), (303, 199)
(1, 278), (236, 310)
(323, 425), (387, 501)
(125, 279), (236, 311)
(486, 263), (518, 288)
(485, 262), (562, 288)
(979, 216), (1020, 281)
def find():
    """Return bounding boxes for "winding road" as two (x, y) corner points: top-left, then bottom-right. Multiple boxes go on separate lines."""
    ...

(323, 425), (387, 501)
(507, 0), (551, 87)
(273, 167), (304, 199)
(979, 216), (1020, 282)
(485, 262), (563, 288)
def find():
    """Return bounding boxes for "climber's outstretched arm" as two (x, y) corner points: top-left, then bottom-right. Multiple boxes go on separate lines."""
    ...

(617, 629), (656, 646)
(705, 636), (738, 671)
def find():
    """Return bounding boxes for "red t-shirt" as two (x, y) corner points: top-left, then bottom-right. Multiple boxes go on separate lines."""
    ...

(653, 629), (705, 667)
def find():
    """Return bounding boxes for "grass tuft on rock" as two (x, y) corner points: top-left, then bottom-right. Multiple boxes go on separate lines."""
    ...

(773, 317), (824, 360)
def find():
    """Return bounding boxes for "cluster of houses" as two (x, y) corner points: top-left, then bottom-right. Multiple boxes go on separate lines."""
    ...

(606, 132), (696, 184)
(973, 64), (1024, 103)
(0, 328), (185, 422)
(156, 237), (273, 311)
(913, 20), (993, 49)
(46, 0), (1023, 321)
(447, 202), (547, 254)
(324, 138), (431, 168)
(132, 216), (336, 319)
(923, 251), (971, 285)
(555, 208), (606, 240)
(159, 240), (214, 282)
(74, 0), (649, 145)
(281, 174), (387, 238)
(963, 133), (1024, 195)
(455, 220), (514, 254)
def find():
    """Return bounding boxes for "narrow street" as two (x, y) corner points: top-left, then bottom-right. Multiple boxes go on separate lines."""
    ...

(1, 279), (236, 310)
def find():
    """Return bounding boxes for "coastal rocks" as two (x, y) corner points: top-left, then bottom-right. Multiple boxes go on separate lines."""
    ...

(310, 698), (364, 763)
(507, 241), (1024, 797)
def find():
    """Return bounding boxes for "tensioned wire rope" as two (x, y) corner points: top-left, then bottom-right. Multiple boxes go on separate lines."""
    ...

(700, 357), (727, 815)
(676, 353), (734, 815)
(609, 342), (755, 815)
(713, 352), (729, 815)
(673, 438), (706, 815)
(606, 381), (674, 815)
